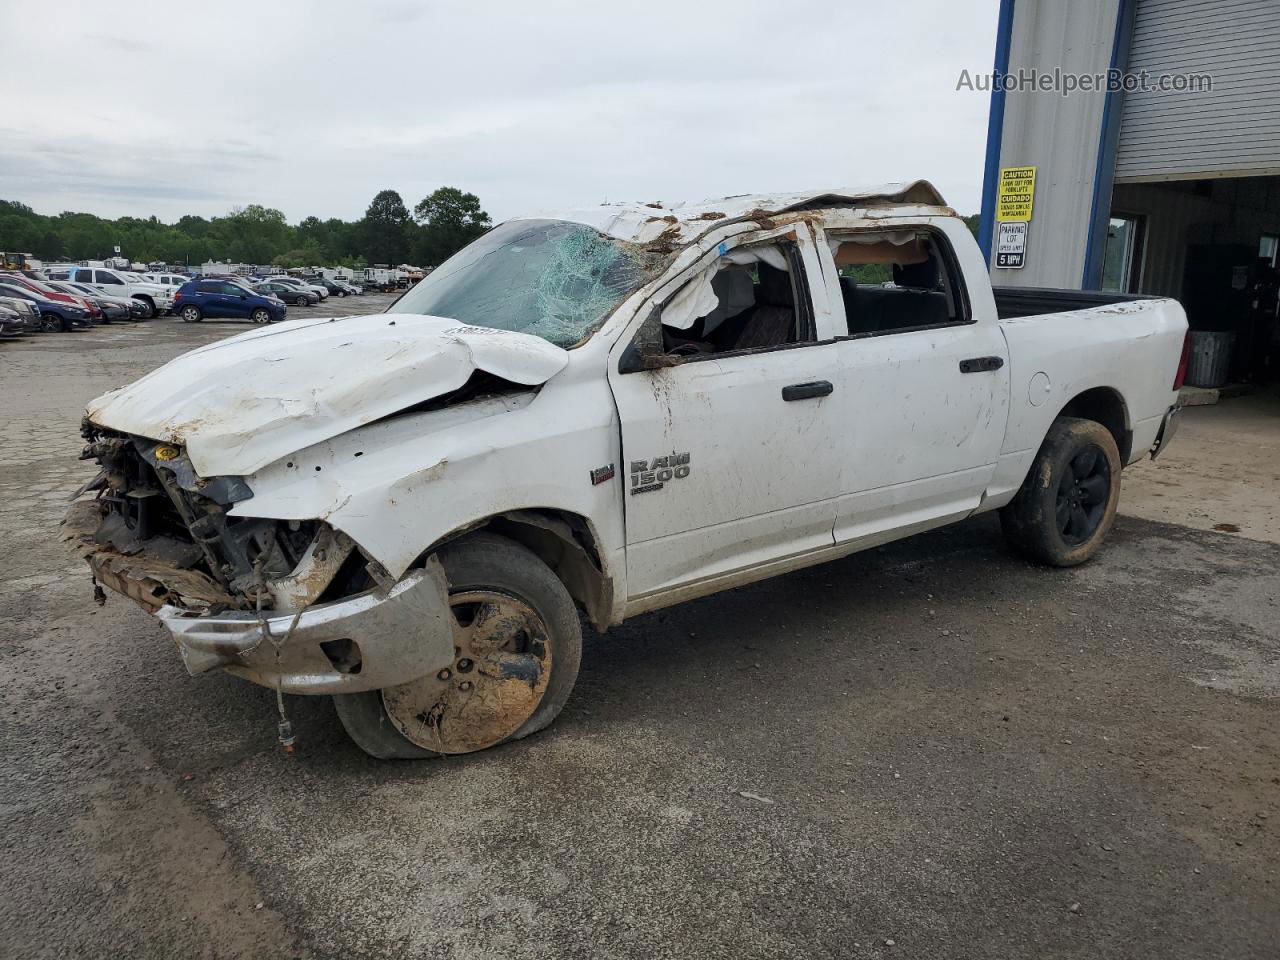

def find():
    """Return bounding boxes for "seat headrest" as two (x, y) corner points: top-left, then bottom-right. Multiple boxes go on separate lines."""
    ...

(701, 267), (756, 335)
(893, 255), (939, 290)
(757, 262), (794, 307)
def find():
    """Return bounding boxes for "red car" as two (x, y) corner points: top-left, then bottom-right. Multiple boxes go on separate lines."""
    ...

(0, 272), (102, 321)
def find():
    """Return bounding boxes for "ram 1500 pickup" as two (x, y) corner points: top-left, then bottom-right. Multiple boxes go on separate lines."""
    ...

(64, 182), (1189, 758)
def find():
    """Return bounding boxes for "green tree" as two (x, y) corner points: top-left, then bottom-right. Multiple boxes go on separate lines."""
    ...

(361, 190), (410, 265)
(219, 205), (290, 264)
(412, 187), (491, 266)
(0, 188), (490, 267)
(0, 214), (41, 253)
(272, 241), (325, 268)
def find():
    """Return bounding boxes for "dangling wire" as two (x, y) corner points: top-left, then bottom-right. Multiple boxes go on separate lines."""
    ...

(253, 556), (307, 755)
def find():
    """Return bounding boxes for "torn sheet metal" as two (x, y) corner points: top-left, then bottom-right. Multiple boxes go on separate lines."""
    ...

(63, 499), (240, 613)
(523, 181), (949, 247)
(84, 314), (569, 477)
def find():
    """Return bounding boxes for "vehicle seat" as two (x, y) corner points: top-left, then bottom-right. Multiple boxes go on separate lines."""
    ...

(729, 263), (796, 350)
(840, 276), (881, 335)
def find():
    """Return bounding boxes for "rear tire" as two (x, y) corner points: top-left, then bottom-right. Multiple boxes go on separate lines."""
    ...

(180, 305), (202, 323)
(333, 534), (583, 759)
(999, 416), (1122, 567)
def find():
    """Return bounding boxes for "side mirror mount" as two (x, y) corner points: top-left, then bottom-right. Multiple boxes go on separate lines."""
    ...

(618, 306), (677, 374)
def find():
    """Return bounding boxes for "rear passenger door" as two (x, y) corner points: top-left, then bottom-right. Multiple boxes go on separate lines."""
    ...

(820, 219), (1010, 544)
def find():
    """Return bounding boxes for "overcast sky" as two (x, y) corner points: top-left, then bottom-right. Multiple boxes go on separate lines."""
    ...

(0, 0), (999, 225)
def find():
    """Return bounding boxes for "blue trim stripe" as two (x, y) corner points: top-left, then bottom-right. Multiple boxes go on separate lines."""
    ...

(978, 0), (1017, 265)
(1081, 0), (1137, 288)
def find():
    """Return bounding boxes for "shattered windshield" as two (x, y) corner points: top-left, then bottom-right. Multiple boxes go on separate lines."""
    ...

(387, 219), (656, 347)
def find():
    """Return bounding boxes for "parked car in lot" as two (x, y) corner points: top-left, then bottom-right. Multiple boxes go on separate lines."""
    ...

(0, 302), (29, 338)
(266, 275), (328, 300)
(0, 282), (91, 331)
(305, 277), (349, 297)
(65, 183), (1188, 760)
(172, 279), (288, 324)
(0, 273), (101, 323)
(67, 283), (150, 320)
(0, 295), (39, 334)
(334, 279), (363, 295)
(255, 280), (316, 306)
(60, 266), (174, 318)
(142, 273), (191, 291)
(46, 281), (133, 322)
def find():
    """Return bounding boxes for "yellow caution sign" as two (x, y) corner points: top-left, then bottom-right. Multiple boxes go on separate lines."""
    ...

(996, 166), (1036, 222)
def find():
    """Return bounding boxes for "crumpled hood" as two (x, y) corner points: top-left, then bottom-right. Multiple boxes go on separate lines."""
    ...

(86, 313), (569, 476)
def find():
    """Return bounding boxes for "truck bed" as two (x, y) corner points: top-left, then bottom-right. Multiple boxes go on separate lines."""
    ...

(993, 287), (1149, 320)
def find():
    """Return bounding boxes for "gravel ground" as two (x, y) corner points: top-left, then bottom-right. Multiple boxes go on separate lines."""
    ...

(1, 309), (1277, 959)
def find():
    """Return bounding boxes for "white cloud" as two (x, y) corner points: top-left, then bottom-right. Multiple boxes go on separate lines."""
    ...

(0, 0), (999, 222)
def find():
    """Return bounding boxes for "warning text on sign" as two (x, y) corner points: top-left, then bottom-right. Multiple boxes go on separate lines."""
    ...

(996, 166), (1036, 222)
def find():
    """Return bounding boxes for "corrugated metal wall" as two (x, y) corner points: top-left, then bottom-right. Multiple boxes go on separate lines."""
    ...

(991, 0), (1120, 288)
(1115, 0), (1280, 181)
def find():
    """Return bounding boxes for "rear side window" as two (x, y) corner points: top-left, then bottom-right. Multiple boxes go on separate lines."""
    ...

(196, 281), (220, 294)
(827, 229), (970, 337)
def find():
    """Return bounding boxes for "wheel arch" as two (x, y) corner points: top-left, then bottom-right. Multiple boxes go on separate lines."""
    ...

(425, 509), (612, 631)
(1055, 386), (1131, 464)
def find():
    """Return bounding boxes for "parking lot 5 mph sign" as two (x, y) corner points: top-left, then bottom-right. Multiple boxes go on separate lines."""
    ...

(997, 221), (1028, 269)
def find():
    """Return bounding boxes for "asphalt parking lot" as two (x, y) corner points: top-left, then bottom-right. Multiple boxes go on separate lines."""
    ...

(1, 307), (1277, 959)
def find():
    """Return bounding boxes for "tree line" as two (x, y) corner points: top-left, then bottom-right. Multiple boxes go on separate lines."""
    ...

(0, 187), (491, 269)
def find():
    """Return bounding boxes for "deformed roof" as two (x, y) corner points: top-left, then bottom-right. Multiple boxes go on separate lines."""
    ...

(521, 180), (949, 245)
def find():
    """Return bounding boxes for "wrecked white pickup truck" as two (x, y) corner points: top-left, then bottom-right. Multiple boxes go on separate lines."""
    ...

(65, 182), (1189, 759)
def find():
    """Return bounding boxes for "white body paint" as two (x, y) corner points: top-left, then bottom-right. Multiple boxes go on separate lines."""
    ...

(85, 186), (1188, 636)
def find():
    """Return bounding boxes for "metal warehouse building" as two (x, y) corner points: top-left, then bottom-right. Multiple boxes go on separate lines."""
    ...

(980, 0), (1280, 384)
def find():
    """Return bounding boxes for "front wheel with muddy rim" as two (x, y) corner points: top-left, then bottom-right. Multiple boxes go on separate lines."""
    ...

(999, 416), (1122, 567)
(333, 534), (582, 759)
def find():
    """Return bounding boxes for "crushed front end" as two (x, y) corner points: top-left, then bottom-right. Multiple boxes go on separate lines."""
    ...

(64, 419), (453, 694)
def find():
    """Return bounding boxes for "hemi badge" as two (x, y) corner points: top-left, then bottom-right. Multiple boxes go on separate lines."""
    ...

(590, 464), (616, 486)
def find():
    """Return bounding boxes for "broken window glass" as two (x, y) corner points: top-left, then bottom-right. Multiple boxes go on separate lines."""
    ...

(388, 219), (657, 347)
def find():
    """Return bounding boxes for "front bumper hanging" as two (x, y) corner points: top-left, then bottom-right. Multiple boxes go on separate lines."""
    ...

(159, 565), (456, 695)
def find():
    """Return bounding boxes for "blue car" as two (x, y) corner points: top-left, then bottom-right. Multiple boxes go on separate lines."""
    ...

(174, 279), (288, 324)
(0, 282), (92, 332)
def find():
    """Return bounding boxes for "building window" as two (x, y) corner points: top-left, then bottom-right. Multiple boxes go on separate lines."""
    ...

(1260, 234), (1279, 268)
(1102, 215), (1145, 293)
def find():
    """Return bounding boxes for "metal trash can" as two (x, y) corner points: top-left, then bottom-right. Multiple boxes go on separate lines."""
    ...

(1186, 330), (1235, 389)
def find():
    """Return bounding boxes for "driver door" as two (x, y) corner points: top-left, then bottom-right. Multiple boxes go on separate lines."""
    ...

(608, 225), (844, 605)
